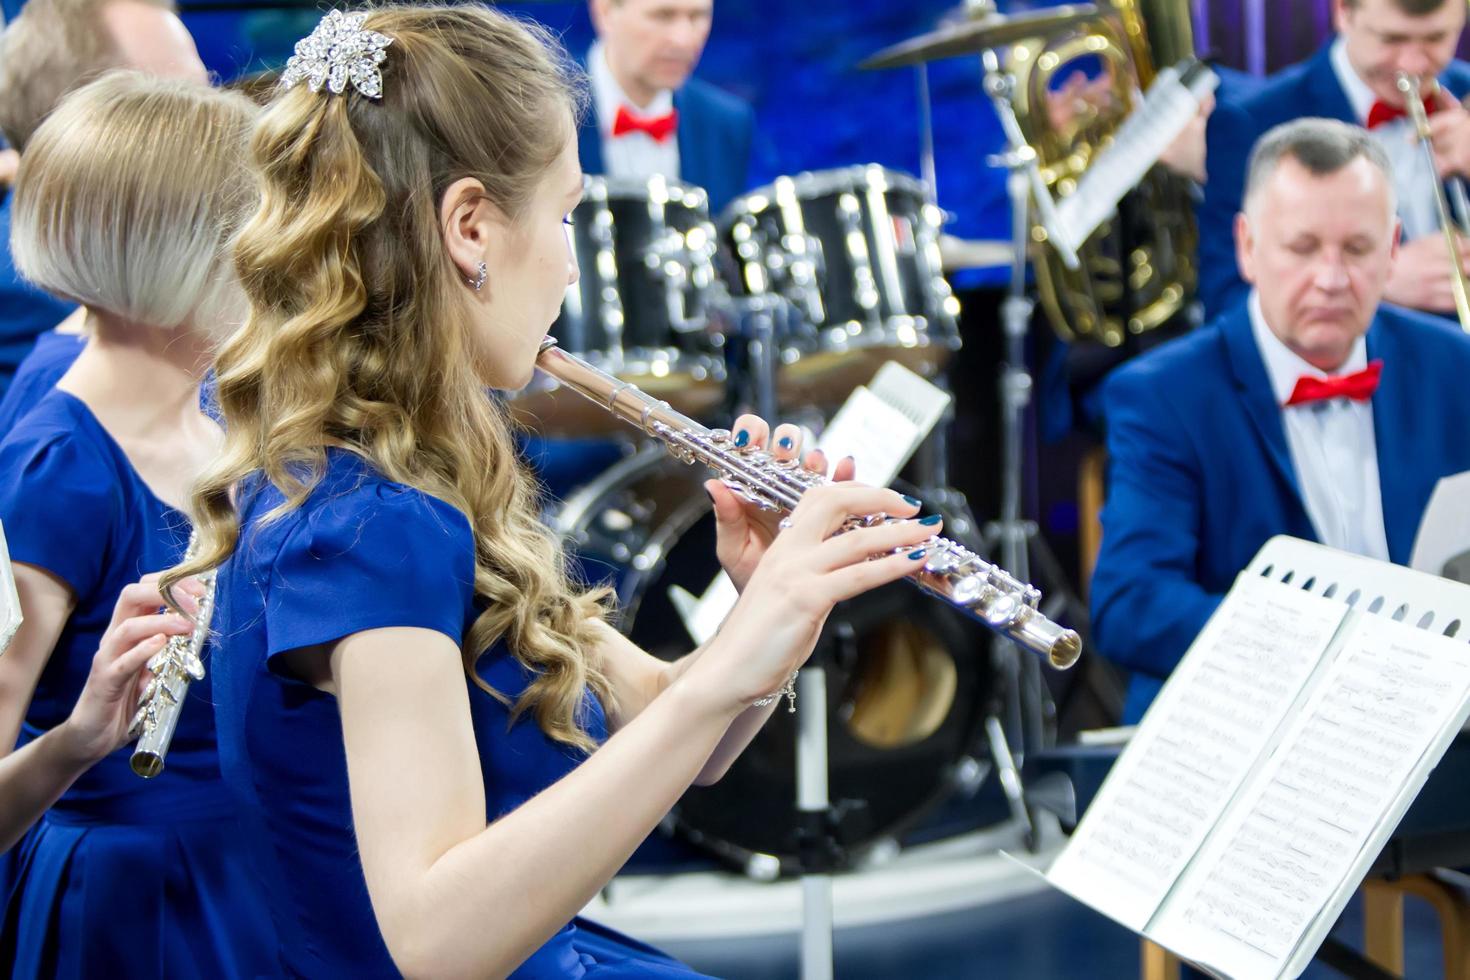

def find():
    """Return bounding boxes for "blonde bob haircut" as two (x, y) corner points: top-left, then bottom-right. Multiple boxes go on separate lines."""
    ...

(11, 71), (258, 337)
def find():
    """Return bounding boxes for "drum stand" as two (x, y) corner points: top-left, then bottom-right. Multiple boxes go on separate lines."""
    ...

(974, 53), (1091, 836)
(727, 294), (838, 979)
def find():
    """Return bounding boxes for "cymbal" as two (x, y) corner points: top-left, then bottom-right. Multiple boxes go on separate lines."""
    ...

(938, 234), (1014, 271)
(860, 4), (1100, 71)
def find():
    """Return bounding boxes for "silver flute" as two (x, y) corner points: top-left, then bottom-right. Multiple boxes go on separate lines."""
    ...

(536, 339), (1082, 669)
(129, 534), (215, 778)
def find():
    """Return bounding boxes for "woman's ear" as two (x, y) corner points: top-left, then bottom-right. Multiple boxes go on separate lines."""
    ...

(439, 177), (507, 287)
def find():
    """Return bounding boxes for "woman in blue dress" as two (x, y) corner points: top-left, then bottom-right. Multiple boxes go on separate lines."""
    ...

(0, 74), (276, 977)
(164, 6), (941, 978)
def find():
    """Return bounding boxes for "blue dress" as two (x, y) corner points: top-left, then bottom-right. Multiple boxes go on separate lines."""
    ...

(0, 389), (277, 979)
(0, 328), (83, 433)
(213, 448), (708, 978)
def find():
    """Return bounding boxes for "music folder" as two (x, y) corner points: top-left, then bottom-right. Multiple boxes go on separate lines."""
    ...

(1034, 536), (1470, 979)
(0, 520), (21, 656)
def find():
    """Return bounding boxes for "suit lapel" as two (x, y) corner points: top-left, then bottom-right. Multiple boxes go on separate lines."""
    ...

(1221, 306), (1310, 512)
(673, 88), (703, 189)
(1305, 44), (1358, 125)
(1366, 317), (1417, 563)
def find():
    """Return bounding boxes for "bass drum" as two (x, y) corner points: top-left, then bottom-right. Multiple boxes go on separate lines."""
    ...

(557, 446), (996, 873)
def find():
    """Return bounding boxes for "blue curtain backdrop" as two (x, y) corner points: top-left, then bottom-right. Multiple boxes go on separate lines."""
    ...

(176, 1), (1010, 276)
(126, 0), (1470, 286)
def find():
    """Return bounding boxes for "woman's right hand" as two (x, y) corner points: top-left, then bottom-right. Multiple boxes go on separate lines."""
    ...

(53, 575), (203, 764)
(683, 484), (941, 714)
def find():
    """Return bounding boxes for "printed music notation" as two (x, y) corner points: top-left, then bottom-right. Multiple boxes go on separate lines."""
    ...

(1041, 540), (1470, 980)
(1151, 616), (1470, 978)
(1045, 576), (1345, 933)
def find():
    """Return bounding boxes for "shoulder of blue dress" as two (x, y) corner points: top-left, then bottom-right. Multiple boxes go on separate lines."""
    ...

(2, 390), (109, 462)
(295, 452), (474, 548)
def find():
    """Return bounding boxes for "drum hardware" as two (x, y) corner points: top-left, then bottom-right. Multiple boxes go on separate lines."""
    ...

(979, 47), (1093, 778)
(937, 235), (1014, 272)
(719, 165), (963, 410)
(858, 1), (1101, 72)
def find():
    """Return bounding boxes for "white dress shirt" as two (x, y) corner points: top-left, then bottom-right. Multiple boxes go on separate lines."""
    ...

(1248, 291), (1391, 560)
(588, 41), (680, 182)
(1331, 37), (1439, 241)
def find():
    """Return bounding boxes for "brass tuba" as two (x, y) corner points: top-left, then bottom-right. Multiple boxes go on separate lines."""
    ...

(1007, 0), (1200, 346)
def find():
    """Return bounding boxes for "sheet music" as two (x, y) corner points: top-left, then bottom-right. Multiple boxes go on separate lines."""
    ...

(1045, 576), (1346, 932)
(1152, 614), (1470, 979)
(1053, 62), (1219, 247)
(0, 521), (21, 656)
(1410, 469), (1470, 584)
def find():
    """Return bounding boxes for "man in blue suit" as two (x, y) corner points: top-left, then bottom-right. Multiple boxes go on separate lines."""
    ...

(1093, 118), (1470, 721)
(581, 0), (754, 215)
(1198, 0), (1470, 321)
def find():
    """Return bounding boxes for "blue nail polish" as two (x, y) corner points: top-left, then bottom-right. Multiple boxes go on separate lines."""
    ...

(778, 436), (794, 450)
(902, 494), (921, 507)
(908, 548), (928, 561)
(919, 514), (942, 526)
(734, 429), (750, 448)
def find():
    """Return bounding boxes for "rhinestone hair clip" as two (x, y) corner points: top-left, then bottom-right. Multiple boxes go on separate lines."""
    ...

(280, 10), (393, 99)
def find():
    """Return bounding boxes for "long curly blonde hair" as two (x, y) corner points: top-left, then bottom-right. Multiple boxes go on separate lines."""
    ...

(163, 5), (612, 751)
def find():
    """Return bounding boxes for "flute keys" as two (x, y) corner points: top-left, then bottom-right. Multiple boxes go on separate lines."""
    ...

(128, 705), (150, 740)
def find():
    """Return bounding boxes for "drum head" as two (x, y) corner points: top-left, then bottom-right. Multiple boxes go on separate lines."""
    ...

(559, 450), (994, 873)
(718, 165), (961, 409)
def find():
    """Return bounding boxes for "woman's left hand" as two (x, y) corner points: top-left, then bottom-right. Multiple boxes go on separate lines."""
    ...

(707, 414), (856, 594)
(55, 576), (203, 764)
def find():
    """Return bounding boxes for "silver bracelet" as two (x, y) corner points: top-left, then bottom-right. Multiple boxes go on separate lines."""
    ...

(752, 670), (799, 713)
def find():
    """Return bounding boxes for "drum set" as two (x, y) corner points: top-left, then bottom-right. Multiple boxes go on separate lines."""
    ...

(513, 158), (1009, 878)
(514, 0), (1185, 898)
(514, 164), (963, 438)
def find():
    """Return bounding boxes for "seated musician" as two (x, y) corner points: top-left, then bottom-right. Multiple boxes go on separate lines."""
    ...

(1198, 0), (1470, 321)
(582, 0), (754, 214)
(1091, 117), (1470, 721)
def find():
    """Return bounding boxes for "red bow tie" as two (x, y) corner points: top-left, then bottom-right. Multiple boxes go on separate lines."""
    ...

(1284, 359), (1383, 407)
(612, 105), (678, 142)
(1366, 96), (1440, 129)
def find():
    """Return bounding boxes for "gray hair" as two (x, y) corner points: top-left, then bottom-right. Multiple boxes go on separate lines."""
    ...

(11, 71), (257, 336)
(1243, 117), (1396, 216)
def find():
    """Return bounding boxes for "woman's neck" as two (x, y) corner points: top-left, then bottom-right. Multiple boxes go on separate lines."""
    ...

(56, 309), (210, 438)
